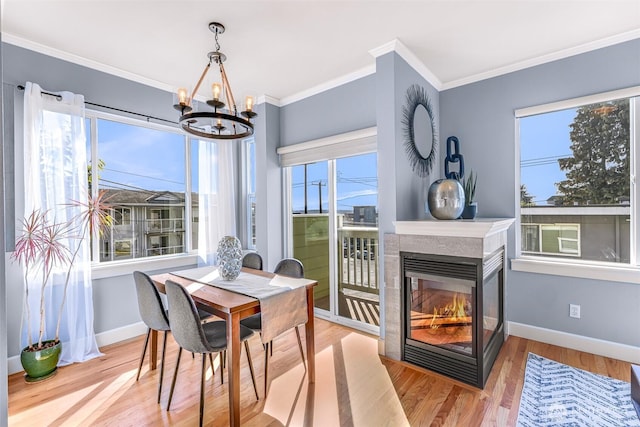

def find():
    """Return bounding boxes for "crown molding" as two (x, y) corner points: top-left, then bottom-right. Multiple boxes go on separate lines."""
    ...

(369, 39), (443, 91)
(441, 28), (640, 90)
(2, 32), (175, 93)
(279, 64), (376, 107)
(257, 95), (281, 107)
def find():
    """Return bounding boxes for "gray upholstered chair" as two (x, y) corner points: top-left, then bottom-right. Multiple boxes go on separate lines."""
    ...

(242, 252), (263, 270)
(133, 271), (173, 404)
(133, 271), (212, 404)
(239, 252), (263, 333)
(164, 280), (259, 426)
(242, 257), (307, 396)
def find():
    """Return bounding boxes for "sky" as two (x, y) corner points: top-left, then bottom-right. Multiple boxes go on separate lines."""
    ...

(519, 108), (576, 205)
(291, 152), (378, 214)
(88, 118), (189, 193)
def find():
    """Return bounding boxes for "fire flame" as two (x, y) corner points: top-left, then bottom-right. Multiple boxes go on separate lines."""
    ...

(430, 293), (468, 329)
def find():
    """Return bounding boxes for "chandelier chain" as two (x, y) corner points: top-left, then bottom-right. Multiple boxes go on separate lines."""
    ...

(214, 28), (221, 54)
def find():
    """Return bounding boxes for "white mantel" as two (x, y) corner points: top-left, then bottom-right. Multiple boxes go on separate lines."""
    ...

(394, 218), (514, 239)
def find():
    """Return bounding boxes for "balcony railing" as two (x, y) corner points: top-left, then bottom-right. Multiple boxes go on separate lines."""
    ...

(338, 227), (378, 294)
(145, 218), (185, 233)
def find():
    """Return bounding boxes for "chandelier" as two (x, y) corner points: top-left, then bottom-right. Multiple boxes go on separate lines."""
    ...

(173, 22), (257, 140)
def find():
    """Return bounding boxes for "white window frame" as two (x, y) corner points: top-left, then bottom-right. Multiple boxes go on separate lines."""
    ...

(512, 86), (640, 284)
(86, 110), (199, 279)
(241, 137), (256, 250)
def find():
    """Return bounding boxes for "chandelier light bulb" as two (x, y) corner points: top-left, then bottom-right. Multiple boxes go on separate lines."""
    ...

(177, 88), (189, 106)
(212, 83), (221, 101)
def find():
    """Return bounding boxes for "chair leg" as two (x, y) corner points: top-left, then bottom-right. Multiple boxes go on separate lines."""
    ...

(208, 353), (215, 378)
(295, 326), (307, 371)
(264, 341), (270, 397)
(157, 331), (168, 403)
(244, 340), (259, 400)
(166, 347), (183, 411)
(199, 354), (206, 427)
(220, 351), (225, 385)
(136, 328), (151, 381)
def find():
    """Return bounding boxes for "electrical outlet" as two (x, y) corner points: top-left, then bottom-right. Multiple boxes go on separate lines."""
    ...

(569, 304), (581, 319)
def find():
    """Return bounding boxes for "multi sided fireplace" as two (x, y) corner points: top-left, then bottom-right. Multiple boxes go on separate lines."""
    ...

(401, 249), (504, 388)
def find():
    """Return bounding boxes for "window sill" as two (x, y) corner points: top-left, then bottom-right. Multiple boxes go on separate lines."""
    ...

(510, 256), (640, 284)
(91, 254), (199, 280)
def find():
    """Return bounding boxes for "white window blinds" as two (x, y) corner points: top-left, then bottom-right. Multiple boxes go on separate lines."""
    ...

(277, 127), (377, 166)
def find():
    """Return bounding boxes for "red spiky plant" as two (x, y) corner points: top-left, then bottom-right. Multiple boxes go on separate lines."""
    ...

(12, 191), (113, 351)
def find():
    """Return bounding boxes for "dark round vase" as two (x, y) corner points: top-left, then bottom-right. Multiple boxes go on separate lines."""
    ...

(21, 340), (61, 382)
(461, 203), (478, 220)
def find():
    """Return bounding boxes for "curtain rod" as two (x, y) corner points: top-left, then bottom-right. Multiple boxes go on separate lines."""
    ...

(16, 84), (178, 126)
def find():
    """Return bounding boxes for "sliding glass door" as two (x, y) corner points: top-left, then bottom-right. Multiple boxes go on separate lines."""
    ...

(287, 153), (379, 334)
(290, 161), (331, 311)
(335, 154), (379, 328)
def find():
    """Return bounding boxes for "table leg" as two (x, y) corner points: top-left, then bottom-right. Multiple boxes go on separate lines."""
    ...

(150, 329), (158, 370)
(305, 287), (316, 383)
(227, 312), (241, 427)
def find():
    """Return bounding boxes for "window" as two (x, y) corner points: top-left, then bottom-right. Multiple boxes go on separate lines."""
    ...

(87, 113), (197, 263)
(521, 223), (580, 257)
(517, 87), (640, 275)
(243, 138), (257, 249)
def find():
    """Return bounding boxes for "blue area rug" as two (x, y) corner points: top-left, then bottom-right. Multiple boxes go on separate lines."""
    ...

(517, 353), (640, 426)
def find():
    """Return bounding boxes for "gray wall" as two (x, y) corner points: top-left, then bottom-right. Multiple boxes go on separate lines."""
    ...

(254, 102), (283, 271)
(279, 74), (376, 146)
(440, 38), (640, 347)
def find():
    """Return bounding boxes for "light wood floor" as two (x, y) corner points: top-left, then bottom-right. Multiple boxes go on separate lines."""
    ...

(8, 319), (632, 426)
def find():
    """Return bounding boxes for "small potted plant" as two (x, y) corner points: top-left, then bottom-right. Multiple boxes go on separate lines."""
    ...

(461, 170), (478, 219)
(11, 191), (112, 381)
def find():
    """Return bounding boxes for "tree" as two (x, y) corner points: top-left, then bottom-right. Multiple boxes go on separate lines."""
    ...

(520, 184), (534, 206)
(88, 158), (106, 193)
(556, 100), (629, 205)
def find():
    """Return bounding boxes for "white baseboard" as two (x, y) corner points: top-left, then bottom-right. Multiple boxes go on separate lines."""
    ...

(507, 321), (640, 364)
(7, 322), (147, 375)
(94, 321), (147, 349)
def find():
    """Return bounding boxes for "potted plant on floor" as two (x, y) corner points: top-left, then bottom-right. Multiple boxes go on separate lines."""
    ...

(11, 191), (112, 381)
(461, 170), (478, 219)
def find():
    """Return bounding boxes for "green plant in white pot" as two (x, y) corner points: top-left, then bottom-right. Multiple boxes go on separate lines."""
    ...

(461, 170), (478, 219)
(11, 191), (112, 381)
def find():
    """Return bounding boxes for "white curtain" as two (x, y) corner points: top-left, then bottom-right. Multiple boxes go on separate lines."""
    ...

(23, 82), (101, 364)
(197, 139), (237, 265)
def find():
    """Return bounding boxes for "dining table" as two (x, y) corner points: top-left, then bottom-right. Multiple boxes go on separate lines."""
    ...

(149, 266), (317, 427)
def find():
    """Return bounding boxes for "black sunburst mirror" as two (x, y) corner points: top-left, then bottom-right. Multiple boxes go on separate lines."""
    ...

(401, 84), (437, 178)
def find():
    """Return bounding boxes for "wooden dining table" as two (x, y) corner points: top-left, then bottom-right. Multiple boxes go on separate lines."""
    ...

(149, 267), (317, 427)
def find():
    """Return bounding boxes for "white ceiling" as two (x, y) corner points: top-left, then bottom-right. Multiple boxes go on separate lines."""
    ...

(3, 1), (640, 104)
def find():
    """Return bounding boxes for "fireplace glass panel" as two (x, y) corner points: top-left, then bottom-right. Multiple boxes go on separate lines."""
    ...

(408, 274), (475, 356)
(482, 272), (500, 351)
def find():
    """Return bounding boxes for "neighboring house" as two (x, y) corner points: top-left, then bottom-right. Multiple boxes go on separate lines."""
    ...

(100, 190), (198, 261)
(521, 205), (630, 263)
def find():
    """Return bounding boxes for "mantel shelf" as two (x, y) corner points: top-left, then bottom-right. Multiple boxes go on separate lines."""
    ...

(394, 218), (515, 239)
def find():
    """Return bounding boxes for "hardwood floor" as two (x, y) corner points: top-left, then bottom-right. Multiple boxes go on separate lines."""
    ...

(8, 319), (632, 426)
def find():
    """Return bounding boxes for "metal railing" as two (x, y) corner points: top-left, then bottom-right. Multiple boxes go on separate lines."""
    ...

(338, 227), (379, 294)
(145, 218), (185, 233)
(145, 245), (184, 256)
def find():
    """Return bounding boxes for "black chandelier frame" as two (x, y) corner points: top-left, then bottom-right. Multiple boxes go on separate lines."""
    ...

(174, 22), (257, 140)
